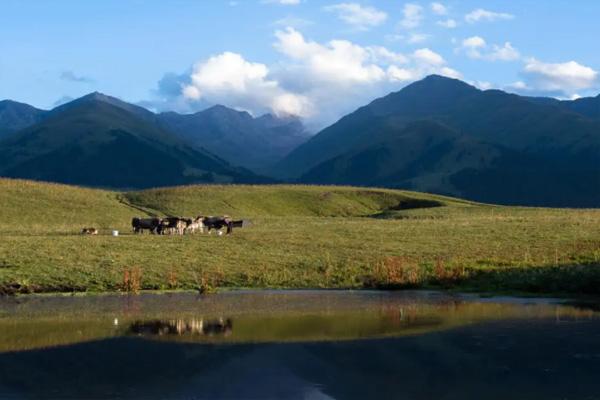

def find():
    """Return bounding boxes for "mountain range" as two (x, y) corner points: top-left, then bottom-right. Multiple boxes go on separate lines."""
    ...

(0, 93), (306, 188)
(1, 75), (599, 206)
(158, 105), (308, 173)
(0, 94), (270, 188)
(276, 75), (600, 207)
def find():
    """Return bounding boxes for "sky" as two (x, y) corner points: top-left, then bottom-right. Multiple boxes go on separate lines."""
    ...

(1, 0), (599, 129)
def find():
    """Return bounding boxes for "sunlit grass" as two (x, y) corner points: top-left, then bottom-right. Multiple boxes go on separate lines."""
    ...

(0, 178), (599, 295)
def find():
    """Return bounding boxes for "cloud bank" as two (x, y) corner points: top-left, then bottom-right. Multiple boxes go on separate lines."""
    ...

(520, 58), (598, 96)
(150, 28), (461, 129)
(460, 36), (520, 61)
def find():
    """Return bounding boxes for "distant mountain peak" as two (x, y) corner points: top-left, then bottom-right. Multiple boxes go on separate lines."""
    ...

(0, 100), (47, 137)
(407, 74), (478, 93)
(52, 91), (155, 121)
(76, 91), (127, 105)
(202, 104), (253, 119)
(0, 99), (42, 108)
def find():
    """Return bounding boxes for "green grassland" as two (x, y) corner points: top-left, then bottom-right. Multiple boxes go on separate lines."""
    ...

(0, 178), (599, 295)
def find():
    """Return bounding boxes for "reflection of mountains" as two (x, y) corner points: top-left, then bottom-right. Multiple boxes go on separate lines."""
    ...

(130, 318), (233, 337)
(0, 292), (598, 353)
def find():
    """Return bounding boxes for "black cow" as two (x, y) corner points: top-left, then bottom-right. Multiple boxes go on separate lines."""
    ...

(132, 217), (161, 234)
(202, 216), (234, 235)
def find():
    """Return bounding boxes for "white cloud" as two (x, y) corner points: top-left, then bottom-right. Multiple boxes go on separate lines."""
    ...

(413, 48), (445, 66)
(437, 18), (457, 28)
(399, 4), (423, 29)
(60, 70), (94, 83)
(462, 36), (486, 48)
(272, 29), (460, 125)
(522, 58), (598, 94)
(407, 33), (431, 44)
(470, 80), (493, 90)
(182, 51), (312, 117)
(384, 33), (430, 44)
(274, 27), (387, 84)
(324, 3), (387, 30)
(387, 66), (415, 82)
(465, 9), (514, 23)
(508, 81), (528, 90)
(459, 36), (520, 62)
(430, 2), (447, 15)
(263, 0), (301, 4)
(273, 16), (314, 28)
(156, 29), (461, 128)
(438, 66), (462, 79)
(488, 42), (520, 61)
(368, 46), (409, 65)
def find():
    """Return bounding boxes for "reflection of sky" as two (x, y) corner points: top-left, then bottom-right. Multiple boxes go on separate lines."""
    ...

(172, 346), (337, 400)
(1, 317), (600, 399)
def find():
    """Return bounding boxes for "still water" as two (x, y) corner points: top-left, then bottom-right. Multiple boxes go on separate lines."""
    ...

(0, 290), (599, 399)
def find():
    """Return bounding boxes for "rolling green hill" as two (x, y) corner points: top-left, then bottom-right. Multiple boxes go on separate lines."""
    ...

(121, 182), (465, 218)
(0, 178), (460, 233)
(0, 178), (598, 295)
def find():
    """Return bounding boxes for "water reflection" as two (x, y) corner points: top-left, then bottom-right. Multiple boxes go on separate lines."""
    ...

(0, 291), (599, 399)
(129, 318), (233, 337)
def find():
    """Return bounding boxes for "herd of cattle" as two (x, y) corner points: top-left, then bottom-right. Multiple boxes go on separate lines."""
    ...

(80, 216), (246, 236)
(131, 215), (242, 235)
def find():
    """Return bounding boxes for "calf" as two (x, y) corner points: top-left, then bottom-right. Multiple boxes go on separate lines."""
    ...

(159, 217), (187, 235)
(184, 216), (205, 235)
(81, 227), (98, 235)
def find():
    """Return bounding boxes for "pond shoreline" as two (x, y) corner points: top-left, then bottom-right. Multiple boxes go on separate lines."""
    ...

(3, 286), (600, 303)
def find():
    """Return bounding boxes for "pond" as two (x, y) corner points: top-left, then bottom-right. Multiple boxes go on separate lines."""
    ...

(0, 290), (599, 399)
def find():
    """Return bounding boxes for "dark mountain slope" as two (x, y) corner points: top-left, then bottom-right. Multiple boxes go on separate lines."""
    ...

(158, 106), (309, 172)
(301, 119), (600, 207)
(279, 75), (600, 179)
(0, 96), (263, 188)
(285, 75), (600, 206)
(0, 100), (46, 138)
(561, 95), (600, 120)
(526, 94), (600, 120)
(0, 95), (309, 174)
(301, 120), (502, 192)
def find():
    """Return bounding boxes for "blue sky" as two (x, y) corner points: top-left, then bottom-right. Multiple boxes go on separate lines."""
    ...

(1, 0), (599, 128)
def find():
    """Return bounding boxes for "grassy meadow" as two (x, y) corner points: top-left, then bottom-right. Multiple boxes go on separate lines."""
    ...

(0, 178), (599, 295)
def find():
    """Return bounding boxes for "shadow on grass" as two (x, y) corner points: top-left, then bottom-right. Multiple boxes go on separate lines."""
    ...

(458, 263), (600, 295)
(365, 259), (600, 296)
(368, 198), (444, 219)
